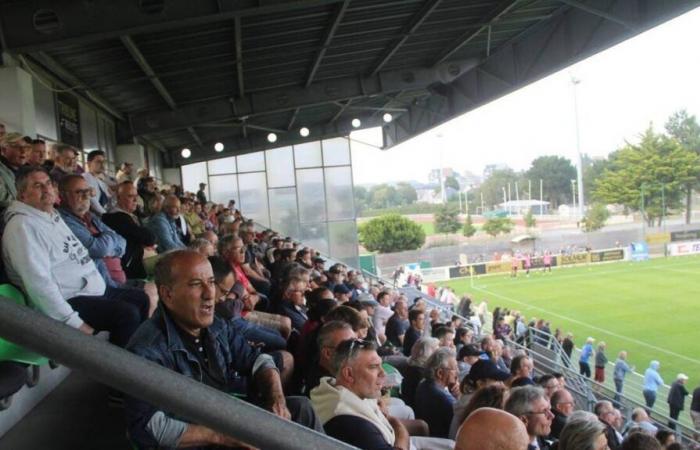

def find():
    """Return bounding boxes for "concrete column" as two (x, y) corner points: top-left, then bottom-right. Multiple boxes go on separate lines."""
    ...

(0, 65), (36, 135)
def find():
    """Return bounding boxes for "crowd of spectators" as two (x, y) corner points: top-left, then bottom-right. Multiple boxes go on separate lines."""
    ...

(1, 126), (699, 450)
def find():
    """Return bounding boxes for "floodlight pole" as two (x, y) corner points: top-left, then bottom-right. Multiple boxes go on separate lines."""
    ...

(571, 76), (585, 219)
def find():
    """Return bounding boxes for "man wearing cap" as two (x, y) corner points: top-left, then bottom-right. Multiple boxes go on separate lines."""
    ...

(115, 162), (133, 183)
(668, 373), (690, 430)
(333, 283), (351, 304)
(0, 132), (30, 209)
(457, 344), (481, 381)
(312, 256), (325, 272)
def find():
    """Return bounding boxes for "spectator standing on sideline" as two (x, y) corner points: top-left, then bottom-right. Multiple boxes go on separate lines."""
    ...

(691, 383), (700, 439)
(613, 351), (633, 406)
(562, 333), (574, 361)
(594, 341), (608, 384)
(579, 337), (595, 378)
(667, 373), (689, 430)
(643, 360), (664, 411)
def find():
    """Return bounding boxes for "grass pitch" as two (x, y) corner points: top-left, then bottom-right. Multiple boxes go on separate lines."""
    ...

(442, 255), (700, 384)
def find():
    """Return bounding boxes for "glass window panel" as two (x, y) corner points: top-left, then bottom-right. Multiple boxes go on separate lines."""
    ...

(296, 168), (326, 223)
(33, 78), (57, 140)
(238, 172), (269, 227)
(300, 223), (329, 256)
(324, 166), (355, 220)
(79, 102), (98, 151)
(208, 156), (237, 175)
(328, 221), (359, 268)
(322, 137), (350, 166)
(294, 141), (322, 168)
(266, 147), (295, 188)
(209, 174), (239, 207)
(237, 151), (265, 172)
(181, 162), (208, 196)
(268, 187), (299, 239)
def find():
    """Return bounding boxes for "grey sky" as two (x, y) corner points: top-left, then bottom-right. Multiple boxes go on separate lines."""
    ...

(350, 6), (700, 185)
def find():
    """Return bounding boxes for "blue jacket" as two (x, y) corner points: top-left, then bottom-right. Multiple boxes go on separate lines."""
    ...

(59, 208), (126, 288)
(643, 361), (664, 392)
(414, 379), (455, 438)
(125, 306), (275, 449)
(146, 212), (185, 253)
(580, 343), (593, 363)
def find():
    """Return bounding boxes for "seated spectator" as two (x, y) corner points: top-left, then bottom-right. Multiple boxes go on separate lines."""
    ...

(325, 264), (345, 292)
(137, 175), (158, 216)
(115, 162), (133, 183)
(492, 338), (509, 372)
(505, 386), (555, 450)
(182, 197), (205, 236)
(451, 359), (511, 439)
(401, 337), (439, 409)
(594, 400), (622, 450)
(333, 283), (351, 304)
(434, 326), (456, 350)
(310, 339), (410, 450)
(147, 194), (186, 252)
(457, 344), (481, 381)
(373, 290), (394, 343)
(622, 407), (658, 436)
(125, 250), (322, 449)
(0, 132), (30, 209)
(455, 407), (529, 450)
(27, 139), (46, 167)
(49, 144), (78, 183)
(82, 150), (113, 215)
(189, 237), (215, 257)
(452, 384), (508, 437)
(655, 430), (675, 448)
(558, 411), (608, 450)
(304, 321), (356, 394)
(239, 224), (271, 296)
(538, 374), (560, 399)
(621, 432), (662, 450)
(403, 309), (425, 357)
(275, 277), (309, 333)
(510, 354), (535, 387)
(3, 167), (148, 347)
(414, 347), (458, 438)
(385, 299), (409, 348)
(200, 229), (219, 249)
(102, 181), (157, 279)
(549, 388), (576, 440)
(454, 327), (474, 354)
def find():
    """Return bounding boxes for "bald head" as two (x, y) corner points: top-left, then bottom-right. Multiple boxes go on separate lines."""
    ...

(456, 408), (529, 450)
(163, 194), (181, 218)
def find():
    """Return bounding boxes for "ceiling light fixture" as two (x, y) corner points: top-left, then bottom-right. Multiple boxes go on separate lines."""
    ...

(267, 132), (277, 143)
(300, 127), (310, 137)
(181, 148), (191, 158)
(214, 142), (224, 152)
(351, 118), (361, 128)
(383, 113), (393, 123)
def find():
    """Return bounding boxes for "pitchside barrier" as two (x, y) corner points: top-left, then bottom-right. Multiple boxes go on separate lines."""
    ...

(424, 247), (629, 282)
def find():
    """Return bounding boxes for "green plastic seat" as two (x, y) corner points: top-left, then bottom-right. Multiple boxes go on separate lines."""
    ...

(382, 362), (402, 397)
(0, 284), (50, 366)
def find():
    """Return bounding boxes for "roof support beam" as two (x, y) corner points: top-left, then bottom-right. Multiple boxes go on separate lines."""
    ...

(328, 100), (352, 125)
(557, 0), (636, 30)
(0, 0), (346, 54)
(234, 17), (245, 97)
(305, 0), (350, 87)
(120, 35), (177, 109)
(368, 0), (443, 76)
(431, 0), (522, 66)
(129, 59), (477, 136)
(287, 108), (300, 131)
(27, 52), (125, 121)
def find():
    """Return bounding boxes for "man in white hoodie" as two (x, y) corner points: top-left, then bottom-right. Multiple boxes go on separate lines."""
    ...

(2, 167), (146, 347)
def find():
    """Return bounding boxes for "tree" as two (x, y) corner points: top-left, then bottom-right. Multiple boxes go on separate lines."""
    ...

(582, 153), (610, 199)
(665, 110), (700, 224)
(473, 168), (521, 210)
(358, 214), (425, 253)
(581, 203), (610, 232)
(594, 125), (700, 227)
(354, 185), (369, 213)
(524, 210), (536, 229)
(368, 184), (398, 209)
(395, 182), (418, 205)
(525, 155), (577, 208)
(463, 214), (476, 238)
(434, 205), (461, 234)
(482, 217), (514, 237)
(444, 175), (460, 192)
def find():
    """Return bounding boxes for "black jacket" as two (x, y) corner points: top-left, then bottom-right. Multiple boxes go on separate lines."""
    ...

(102, 210), (156, 279)
(668, 381), (689, 410)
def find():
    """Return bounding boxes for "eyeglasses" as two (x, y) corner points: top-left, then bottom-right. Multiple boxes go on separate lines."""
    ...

(526, 408), (553, 417)
(71, 189), (92, 197)
(344, 339), (373, 362)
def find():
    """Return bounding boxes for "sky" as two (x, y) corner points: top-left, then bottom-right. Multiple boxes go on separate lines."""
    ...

(350, 6), (700, 186)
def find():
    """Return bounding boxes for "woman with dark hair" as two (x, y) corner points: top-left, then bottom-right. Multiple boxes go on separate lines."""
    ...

(454, 384), (509, 432)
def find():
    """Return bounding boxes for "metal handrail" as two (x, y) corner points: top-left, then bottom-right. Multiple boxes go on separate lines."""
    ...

(0, 299), (356, 450)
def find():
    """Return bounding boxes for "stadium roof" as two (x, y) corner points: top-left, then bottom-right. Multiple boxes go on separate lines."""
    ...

(1, 0), (697, 166)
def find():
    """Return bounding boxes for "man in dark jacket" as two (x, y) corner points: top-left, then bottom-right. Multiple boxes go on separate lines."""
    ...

(549, 388), (575, 440)
(594, 400), (621, 450)
(125, 250), (321, 449)
(403, 309), (424, 356)
(667, 373), (690, 430)
(102, 181), (157, 279)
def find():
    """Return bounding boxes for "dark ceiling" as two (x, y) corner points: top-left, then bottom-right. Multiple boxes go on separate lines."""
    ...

(1, 0), (698, 166)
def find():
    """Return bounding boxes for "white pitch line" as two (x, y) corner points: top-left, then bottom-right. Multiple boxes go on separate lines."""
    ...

(471, 285), (700, 366)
